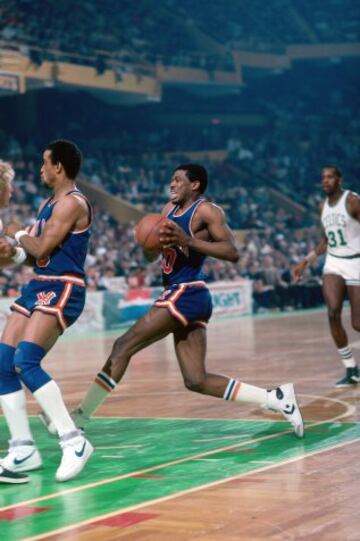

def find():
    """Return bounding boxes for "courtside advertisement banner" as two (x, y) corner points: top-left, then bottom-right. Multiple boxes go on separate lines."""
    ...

(208, 280), (253, 318)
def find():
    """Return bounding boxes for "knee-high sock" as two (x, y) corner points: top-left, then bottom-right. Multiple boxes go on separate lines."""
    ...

(223, 378), (267, 404)
(34, 380), (78, 437)
(79, 371), (117, 418)
(13, 341), (77, 437)
(0, 389), (34, 442)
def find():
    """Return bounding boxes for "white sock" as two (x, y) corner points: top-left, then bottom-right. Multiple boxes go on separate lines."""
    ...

(338, 346), (356, 368)
(0, 389), (34, 442)
(33, 380), (77, 437)
(79, 371), (117, 418)
(223, 378), (267, 405)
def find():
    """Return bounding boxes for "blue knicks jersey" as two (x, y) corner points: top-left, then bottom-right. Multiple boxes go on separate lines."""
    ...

(162, 198), (207, 286)
(31, 189), (92, 277)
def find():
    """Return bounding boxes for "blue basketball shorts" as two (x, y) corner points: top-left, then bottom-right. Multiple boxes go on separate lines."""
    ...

(154, 281), (213, 327)
(10, 274), (86, 333)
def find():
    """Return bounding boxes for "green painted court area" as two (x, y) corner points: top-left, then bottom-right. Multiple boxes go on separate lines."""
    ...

(1, 416), (360, 540)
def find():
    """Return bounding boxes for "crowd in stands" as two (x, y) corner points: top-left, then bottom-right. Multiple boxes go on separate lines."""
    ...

(75, 66), (358, 223)
(0, 0), (234, 72)
(82, 152), (307, 230)
(175, 0), (360, 49)
(299, 0), (360, 43)
(226, 102), (359, 211)
(1, 0), (358, 75)
(175, 0), (309, 51)
(6, 58), (351, 219)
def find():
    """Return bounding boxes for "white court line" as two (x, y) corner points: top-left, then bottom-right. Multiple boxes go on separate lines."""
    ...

(193, 435), (251, 442)
(22, 437), (360, 541)
(96, 445), (143, 450)
(0, 391), (356, 516)
(193, 458), (222, 462)
(297, 393), (356, 422)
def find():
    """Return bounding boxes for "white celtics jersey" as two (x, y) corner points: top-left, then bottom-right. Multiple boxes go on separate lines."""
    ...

(321, 190), (360, 258)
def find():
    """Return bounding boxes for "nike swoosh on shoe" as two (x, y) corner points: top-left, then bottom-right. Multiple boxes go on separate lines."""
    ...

(75, 442), (87, 458)
(283, 405), (295, 415)
(13, 450), (36, 465)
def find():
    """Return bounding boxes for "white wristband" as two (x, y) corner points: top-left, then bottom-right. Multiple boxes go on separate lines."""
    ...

(14, 230), (28, 244)
(11, 247), (27, 265)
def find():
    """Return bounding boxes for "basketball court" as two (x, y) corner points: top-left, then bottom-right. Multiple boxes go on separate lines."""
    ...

(1, 307), (359, 540)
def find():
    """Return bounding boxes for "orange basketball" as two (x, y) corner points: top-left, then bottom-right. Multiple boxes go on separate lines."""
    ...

(135, 213), (169, 251)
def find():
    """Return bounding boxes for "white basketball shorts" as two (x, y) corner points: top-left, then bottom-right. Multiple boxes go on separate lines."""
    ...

(323, 253), (360, 286)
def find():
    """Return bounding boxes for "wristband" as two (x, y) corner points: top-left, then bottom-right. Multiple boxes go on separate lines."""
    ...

(304, 250), (317, 265)
(14, 230), (28, 244)
(11, 247), (27, 265)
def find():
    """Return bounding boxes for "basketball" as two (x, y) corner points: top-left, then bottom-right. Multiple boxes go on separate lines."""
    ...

(135, 213), (169, 251)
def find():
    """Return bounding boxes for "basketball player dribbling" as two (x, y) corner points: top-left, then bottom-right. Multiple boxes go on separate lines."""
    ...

(0, 141), (93, 484)
(43, 163), (303, 438)
(293, 166), (360, 386)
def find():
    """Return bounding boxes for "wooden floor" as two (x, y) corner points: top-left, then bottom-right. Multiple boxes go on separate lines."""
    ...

(9, 308), (360, 540)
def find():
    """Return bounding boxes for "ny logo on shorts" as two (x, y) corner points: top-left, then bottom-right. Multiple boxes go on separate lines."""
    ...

(36, 291), (57, 306)
(158, 289), (171, 301)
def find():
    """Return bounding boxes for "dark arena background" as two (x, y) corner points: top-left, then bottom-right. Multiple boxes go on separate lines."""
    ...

(0, 1), (359, 540)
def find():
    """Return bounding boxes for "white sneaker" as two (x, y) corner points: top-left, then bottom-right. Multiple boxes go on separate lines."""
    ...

(0, 440), (42, 472)
(267, 383), (304, 438)
(39, 408), (89, 436)
(56, 434), (93, 482)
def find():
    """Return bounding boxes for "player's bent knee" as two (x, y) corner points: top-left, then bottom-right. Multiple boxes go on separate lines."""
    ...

(183, 376), (206, 393)
(111, 331), (141, 359)
(14, 341), (50, 393)
(327, 309), (342, 324)
(110, 336), (128, 358)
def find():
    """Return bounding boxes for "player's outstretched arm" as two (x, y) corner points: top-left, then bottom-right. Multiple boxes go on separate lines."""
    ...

(5, 197), (84, 260)
(292, 200), (328, 282)
(160, 202), (239, 262)
(292, 235), (327, 282)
